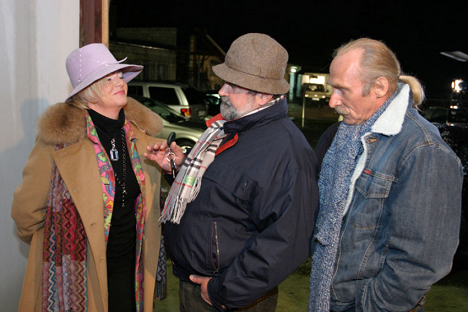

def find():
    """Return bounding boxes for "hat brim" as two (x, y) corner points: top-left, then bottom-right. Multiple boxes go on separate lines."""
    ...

(66, 63), (143, 101)
(213, 63), (290, 95)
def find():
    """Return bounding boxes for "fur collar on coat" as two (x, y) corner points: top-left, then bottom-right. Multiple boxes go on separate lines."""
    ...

(36, 97), (163, 145)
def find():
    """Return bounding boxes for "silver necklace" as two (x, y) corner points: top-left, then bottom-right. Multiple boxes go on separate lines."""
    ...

(94, 124), (120, 161)
(114, 129), (128, 207)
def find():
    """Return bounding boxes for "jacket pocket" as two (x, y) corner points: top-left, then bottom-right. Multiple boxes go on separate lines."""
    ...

(203, 163), (259, 202)
(351, 169), (394, 229)
(355, 169), (393, 199)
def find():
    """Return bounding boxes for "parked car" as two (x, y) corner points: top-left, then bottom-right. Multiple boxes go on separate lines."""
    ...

(303, 82), (329, 107)
(434, 123), (468, 258)
(435, 123), (468, 215)
(128, 81), (208, 122)
(203, 90), (221, 117)
(130, 95), (206, 154)
(422, 105), (468, 126)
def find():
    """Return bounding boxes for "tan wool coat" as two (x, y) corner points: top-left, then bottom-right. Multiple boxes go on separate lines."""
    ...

(11, 98), (164, 312)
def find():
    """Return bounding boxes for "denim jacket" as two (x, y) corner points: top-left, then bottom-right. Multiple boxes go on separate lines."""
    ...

(314, 84), (463, 312)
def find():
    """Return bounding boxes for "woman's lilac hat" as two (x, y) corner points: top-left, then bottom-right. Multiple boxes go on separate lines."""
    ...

(65, 43), (143, 101)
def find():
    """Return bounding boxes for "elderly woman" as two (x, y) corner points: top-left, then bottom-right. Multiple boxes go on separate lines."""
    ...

(11, 43), (165, 312)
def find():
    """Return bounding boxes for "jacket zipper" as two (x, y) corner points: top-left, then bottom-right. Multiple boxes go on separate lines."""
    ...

(211, 222), (220, 273)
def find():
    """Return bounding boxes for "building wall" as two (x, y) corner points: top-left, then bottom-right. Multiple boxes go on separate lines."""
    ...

(0, 1), (79, 310)
(111, 27), (178, 81)
(116, 27), (177, 46)
(110, 27), (225, 91)
(110, 41), (177, 81)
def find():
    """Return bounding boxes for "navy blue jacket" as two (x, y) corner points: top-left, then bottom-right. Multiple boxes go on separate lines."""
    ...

(165, 98), (319, 309)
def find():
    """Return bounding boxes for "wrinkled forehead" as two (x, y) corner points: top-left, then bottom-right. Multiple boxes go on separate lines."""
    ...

(329, 50), (363, 84)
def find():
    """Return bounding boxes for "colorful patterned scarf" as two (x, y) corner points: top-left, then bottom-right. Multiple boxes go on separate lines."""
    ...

(42, 113), (148, 312)
(42, 144), (88, 312)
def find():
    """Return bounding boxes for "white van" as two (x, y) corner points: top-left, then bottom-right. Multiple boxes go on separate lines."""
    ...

(128, 81), (208, 122)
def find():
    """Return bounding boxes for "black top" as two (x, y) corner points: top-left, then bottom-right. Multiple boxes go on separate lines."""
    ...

(88, 108), (140, 269)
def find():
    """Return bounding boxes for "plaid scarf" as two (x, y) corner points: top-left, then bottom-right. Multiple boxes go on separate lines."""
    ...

(161, 119), (227, 223)
(161, 95), (285, 224)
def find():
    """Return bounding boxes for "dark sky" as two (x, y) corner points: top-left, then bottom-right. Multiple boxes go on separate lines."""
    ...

(112, 1), (468, 96)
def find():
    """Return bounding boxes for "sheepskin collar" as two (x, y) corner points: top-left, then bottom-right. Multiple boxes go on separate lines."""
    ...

(36, 97), (163, 145)
(371, 83), (411, 136)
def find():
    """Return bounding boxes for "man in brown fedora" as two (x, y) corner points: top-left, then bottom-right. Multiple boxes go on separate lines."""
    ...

(145, 33), (319, 311)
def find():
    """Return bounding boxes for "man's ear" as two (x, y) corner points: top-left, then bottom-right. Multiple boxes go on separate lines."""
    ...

(373, 77), (389, 98)
(256, 93), (274, 106)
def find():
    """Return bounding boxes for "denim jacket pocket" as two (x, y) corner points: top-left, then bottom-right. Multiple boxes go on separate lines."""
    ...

(355, 169), (393, 199)
(351, 169), (394, 229)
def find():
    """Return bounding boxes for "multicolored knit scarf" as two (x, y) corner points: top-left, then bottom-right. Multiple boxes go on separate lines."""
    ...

(42, 144), (88, 312)
(161, 95), (285, 224)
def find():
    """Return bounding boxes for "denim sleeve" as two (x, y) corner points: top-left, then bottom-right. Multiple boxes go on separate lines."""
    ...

(207, 168), (319, 309)
(355, 144), (463, 311)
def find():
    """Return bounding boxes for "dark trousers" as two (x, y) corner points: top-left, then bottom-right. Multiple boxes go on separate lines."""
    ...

(179, 279), (278, 311)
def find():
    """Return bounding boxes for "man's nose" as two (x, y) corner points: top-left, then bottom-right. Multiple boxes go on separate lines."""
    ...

(329, 93), (340, 108)
(218, 84), (230, 97)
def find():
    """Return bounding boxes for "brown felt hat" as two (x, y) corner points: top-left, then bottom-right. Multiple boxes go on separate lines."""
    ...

(212, 33), (290, 94)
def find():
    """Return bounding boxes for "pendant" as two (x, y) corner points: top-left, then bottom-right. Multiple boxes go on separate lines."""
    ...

(110, 148), (119, 161)
(110, 138), (119, 161)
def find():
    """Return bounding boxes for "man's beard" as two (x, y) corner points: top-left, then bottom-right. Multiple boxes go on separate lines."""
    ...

(220, 97), (256, 120)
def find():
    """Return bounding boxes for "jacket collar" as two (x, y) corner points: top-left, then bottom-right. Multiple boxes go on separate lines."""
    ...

(36, 97), (163, 145)
(371, 83), (411, 136)
(221, 97), (289, 135)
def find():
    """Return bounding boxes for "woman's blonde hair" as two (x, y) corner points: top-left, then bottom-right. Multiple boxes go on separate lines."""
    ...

(334, 38), (425, 106)
(66, 75), (109, 109)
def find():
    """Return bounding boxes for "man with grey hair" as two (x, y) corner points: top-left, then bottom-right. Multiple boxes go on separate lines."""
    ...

(308, 38), (463, 312)
(146, 33), (318, 311)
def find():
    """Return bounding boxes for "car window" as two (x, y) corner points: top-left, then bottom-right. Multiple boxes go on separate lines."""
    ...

(152, 105), (186, 123)
(427, 108), (447, 123)
(134, 96), (187, 123)
(128, 85), (143, 96)
(306, 84), (325, 92)
(149, 87), (179, 105)
(183, 87), (206, 104)
(448, 109), (468, 123)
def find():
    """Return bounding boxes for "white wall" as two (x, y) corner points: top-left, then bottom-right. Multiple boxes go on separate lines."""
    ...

(0, 0), (79, 310)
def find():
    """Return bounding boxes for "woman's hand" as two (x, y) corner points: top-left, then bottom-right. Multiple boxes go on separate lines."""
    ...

(144, 141), (185, 173)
